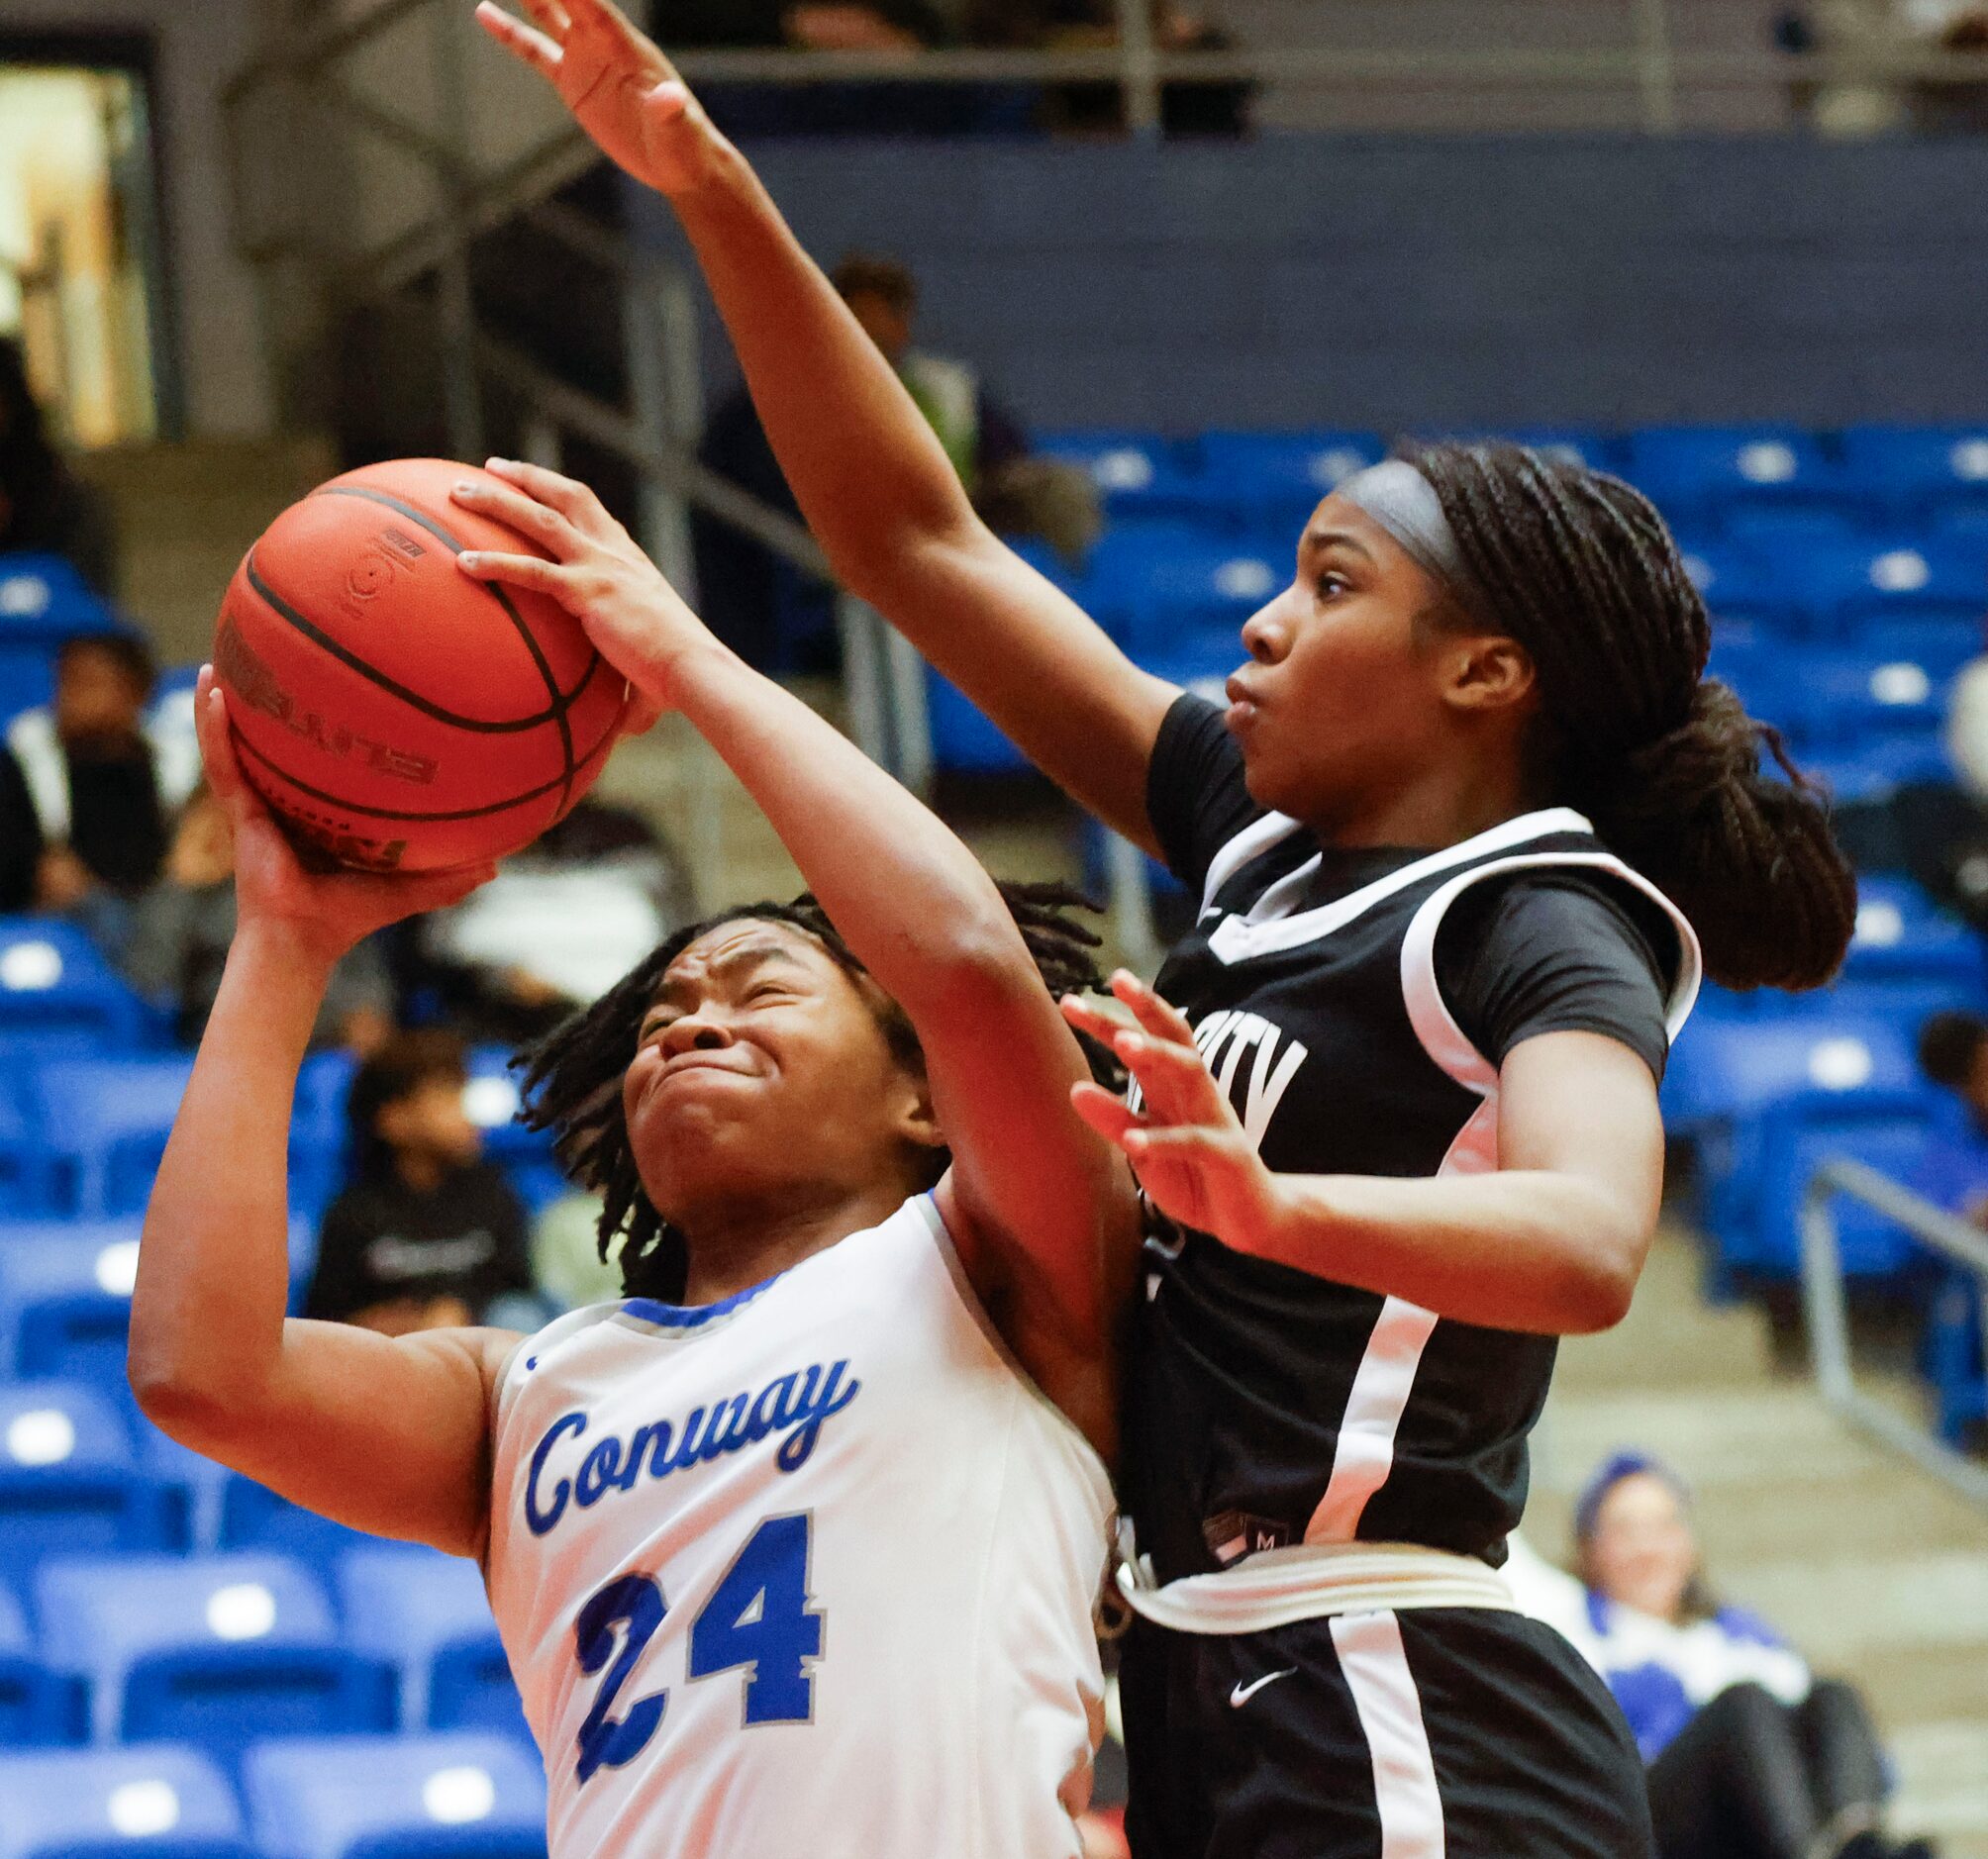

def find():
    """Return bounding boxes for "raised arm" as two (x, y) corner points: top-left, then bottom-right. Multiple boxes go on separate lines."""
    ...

(474, 0), (1178, 852)
(128, 673), (512, 1556)
(456, 464), (1142, 1454)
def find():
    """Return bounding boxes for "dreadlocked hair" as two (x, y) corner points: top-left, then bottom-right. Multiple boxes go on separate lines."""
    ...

(514, 882), (1118, 1303)
(1397, 439), (1856, 992)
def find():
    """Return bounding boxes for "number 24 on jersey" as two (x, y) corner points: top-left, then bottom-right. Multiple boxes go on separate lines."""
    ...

(573, 1513), (824, 1784)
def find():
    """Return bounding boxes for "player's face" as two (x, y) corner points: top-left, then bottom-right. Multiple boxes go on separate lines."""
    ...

(622, 921), (938, 1225)
(1222, 497), (1523, 833)
(1585, 1472), (1698, 1623)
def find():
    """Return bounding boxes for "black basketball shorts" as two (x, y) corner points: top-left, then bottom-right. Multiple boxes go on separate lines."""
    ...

(1118, 1605), (1654, 1859)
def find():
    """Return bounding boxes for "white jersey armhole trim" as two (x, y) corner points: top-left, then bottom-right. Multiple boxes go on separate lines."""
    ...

(913, 1193), (1115, 1517)
(1399, 849), (1704, 1175)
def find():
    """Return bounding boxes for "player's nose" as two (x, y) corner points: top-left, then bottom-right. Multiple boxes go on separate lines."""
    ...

(661, 1013), (732, 1057)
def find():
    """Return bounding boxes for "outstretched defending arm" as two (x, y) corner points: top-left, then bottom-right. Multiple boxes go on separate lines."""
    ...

(475, 0), (1179, 854)
(1063, 973), (1664, 1336)
(128, 674), (512, 1556)
(457, 464), (1142, 1456)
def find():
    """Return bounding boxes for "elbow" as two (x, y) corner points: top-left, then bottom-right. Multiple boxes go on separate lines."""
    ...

(828, 509), (986, 612)
(127, 1332), (257, 1452)
(1557, 1245), (1641, 1335)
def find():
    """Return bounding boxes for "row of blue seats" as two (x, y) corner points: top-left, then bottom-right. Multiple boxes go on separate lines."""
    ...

(0, 1733), (545, 1859)
(1036, 425), (1988, 537)
(0, 1506), (519, 1756)
(0, 555), (142, 726)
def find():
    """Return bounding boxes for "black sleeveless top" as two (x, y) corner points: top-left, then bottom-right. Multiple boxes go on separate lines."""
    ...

(1125, 695), (1700, 1584)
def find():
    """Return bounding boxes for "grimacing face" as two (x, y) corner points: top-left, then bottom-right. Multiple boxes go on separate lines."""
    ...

(1221, 495), (1534, 833)
(1586, 1471), (1699, 1624)
(621, 920), (942, 1230)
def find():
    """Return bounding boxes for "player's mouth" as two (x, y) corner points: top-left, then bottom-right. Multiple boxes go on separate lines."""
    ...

(1224, 671), (1262, 736)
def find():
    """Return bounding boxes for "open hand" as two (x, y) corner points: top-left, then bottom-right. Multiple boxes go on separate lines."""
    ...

(194, 668), (495, 968)
(1060, 970), (1285, 1253)
(475, 0), (723, 198)
(451, 458), (703, 719)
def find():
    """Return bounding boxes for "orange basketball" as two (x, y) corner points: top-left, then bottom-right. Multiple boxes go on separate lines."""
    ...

(213, 457), (631, 873)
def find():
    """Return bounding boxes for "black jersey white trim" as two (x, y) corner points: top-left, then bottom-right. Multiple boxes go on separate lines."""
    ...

(1203, 806), (1597, 966)
(1301, 837), (1702, 1550)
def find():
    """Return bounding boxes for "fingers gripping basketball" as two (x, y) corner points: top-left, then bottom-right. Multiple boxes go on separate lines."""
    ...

(213, 457), (631, 872)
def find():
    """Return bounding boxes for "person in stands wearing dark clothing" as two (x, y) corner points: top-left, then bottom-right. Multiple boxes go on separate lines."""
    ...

(0, 338), (117, 595)
(694, 253), (1050, 671)
(304, 1030), (537, 1335)
(0, 633), (196, 920)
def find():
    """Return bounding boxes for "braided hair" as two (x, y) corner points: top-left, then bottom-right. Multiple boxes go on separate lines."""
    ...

(1398, 440), (1856, 992)
(515, 882), (1117, 1302)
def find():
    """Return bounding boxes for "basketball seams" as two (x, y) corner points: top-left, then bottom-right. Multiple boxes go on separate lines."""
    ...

(315, 484), (581, 812)
(232, 699), (624, 825)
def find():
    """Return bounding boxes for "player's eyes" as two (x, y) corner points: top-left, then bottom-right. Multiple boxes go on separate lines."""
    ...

(1315, 572), (1350, 601)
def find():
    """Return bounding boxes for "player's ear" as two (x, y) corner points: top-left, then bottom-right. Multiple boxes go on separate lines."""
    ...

(891, 1070), (944, 1157)
(1442, 633), (1537, 718)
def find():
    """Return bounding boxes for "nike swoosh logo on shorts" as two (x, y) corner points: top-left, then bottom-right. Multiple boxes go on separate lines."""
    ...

(1228, 1668), (1297, 1708)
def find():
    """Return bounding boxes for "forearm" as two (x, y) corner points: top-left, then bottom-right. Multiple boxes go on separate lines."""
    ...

(667, 640), (1021, 1006)
(1244, 1169), (1649, 1335)
(130, 922), (328, 1423)
(673, 147), (978, 598)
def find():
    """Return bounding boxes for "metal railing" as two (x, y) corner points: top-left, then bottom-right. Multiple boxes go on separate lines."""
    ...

(1800, 1158), (1988, 1511)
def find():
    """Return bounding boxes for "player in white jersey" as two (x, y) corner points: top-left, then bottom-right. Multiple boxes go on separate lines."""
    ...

(130, 463), (1143, 1858)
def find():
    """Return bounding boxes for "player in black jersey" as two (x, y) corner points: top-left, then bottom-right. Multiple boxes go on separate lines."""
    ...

(485, 9), (1860, 1854)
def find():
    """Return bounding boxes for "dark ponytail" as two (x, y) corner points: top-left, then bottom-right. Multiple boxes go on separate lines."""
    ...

(1401, 440), (1856, 992)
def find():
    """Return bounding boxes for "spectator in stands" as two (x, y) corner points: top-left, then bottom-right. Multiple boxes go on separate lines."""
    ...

(0, 337), (116, 594)
(1913, 1009), (1988, 1211)
(1572, 1453), (1932, 1859)
(969, 0), (1253, 137)
(0, 634), (198, 922)
(408, 796), (692, 1044)
(303, 1029), (540, 1335)
(695, 253), (1094, 670)
(121, 782), (395, 1052)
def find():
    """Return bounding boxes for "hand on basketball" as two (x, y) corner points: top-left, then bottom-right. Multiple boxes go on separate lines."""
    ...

(475, 0), (723, 198)
(1061, 972), (1287, 1254)
(452, 458), (700, 722)
(192, 668), (497, 968)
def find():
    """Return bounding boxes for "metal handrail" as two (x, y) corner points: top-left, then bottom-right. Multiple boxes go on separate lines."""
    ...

(1800, 1158), (1988, 1511)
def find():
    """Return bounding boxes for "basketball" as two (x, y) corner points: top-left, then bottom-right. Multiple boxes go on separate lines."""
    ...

(211, 457), (631, 873)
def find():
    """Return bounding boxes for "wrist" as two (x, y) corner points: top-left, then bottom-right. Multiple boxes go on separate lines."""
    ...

(1238, 1173), (1323, 1268)
(231, 913), (346, 982)
(664, 130), (750, 209)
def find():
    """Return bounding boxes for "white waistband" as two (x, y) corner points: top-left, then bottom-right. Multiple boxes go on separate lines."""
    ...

(1117, 1539), (1518, 1635)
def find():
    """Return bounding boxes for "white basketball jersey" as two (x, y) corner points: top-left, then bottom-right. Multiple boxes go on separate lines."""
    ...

(485, 1194), (1114, 1859)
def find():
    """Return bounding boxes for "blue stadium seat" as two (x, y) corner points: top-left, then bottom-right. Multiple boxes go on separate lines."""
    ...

(1829, 539), (1987, 633)
(0, 1582), (81, 1746)
(1922, 1260), (1986, 1445)
(1663, 1010), (1923, 1135)
(1750, 1092), (1937, 1279)
(1840, 876), (1985, 990)
(1798, 736), (1953, 801)
(337, 1547), (525, 1738)
(0, 920), (148, 1056)
(926, 669), (1031, 776)
(1626, 428), (1846, 531)
(0, 1744), (253, 1859)
(0, 555), (117, 640)
(1793, 648), (1951, 749)
(0, 1382), (181, 1580)
(219, 1477), (379, 1567)
(1676, 539), (1803, 634)
(464, 1049), (550, 1170)
(290, 1051), (357, 1215)
(28, 1054), (197, 1219)
(1089, 529), (1281, 657)
(36, 1552), (395, 1755)
(244, 1731), (545, 1859)
(1197, 431), (1385, 532)
(0, 1221), (142, 1387)
(1035, 432), (1208, 527)
(0, 645), (54, 727)
(1839, 425), (1988, 527)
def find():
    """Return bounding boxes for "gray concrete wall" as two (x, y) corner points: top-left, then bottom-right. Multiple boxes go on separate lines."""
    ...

(634, 134), (1988, 436)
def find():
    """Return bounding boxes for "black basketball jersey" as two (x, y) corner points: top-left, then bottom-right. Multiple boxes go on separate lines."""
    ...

(1125, 698), (1701, 1586)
